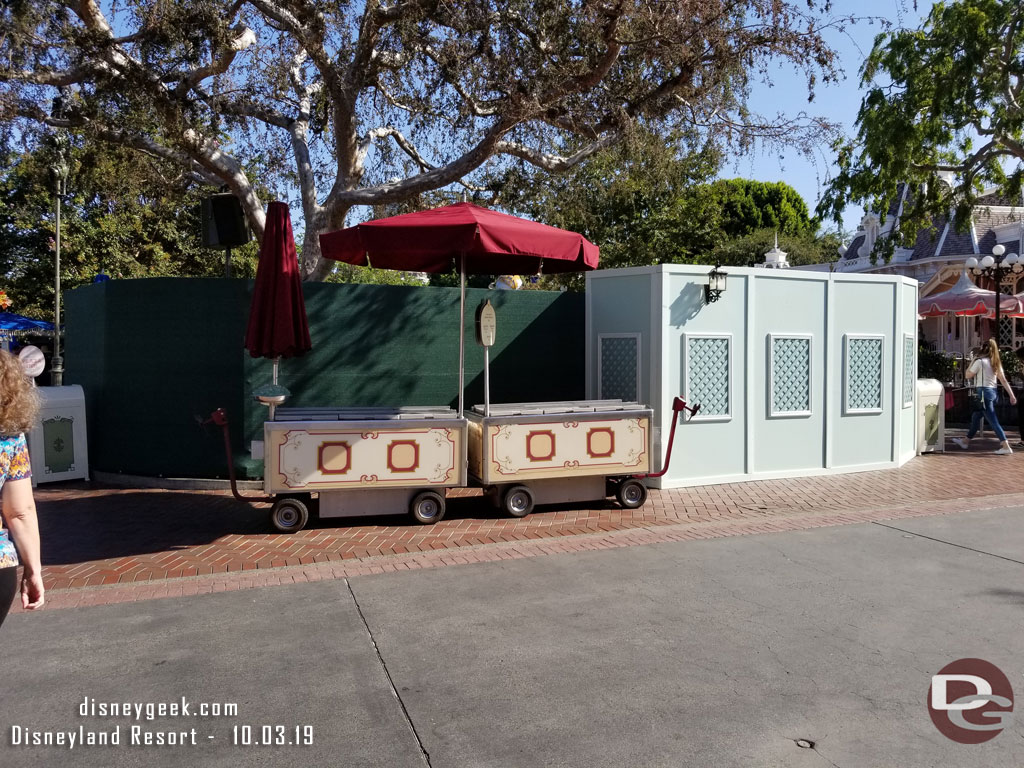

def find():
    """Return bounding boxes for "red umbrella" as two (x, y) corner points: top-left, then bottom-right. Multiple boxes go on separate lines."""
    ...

(246, 201), (312, 359)
(319, 202), (599, 415)
(999, 288), (1024, 318)
(245, 202), (312, 416)
(319, 202), (599, 274)
(918, 271), (1020, 317)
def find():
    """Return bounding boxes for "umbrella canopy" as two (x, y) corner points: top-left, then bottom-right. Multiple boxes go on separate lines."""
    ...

(918, 271), (1021, 317)
(0, 311), (54, 341)
(245, 201), (312, 359)
(319, 202), (599, 275)
(999, 288), (1024, 318)
(319, 202), (599, 418)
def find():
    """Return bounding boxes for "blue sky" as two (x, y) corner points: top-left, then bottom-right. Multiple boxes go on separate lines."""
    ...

(738, 0), (930, 235)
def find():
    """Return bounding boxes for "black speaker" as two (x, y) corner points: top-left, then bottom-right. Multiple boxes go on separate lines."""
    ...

(200, 194), (250, 249)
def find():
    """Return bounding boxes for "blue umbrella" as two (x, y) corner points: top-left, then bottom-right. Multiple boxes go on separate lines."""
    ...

(0, 311), (55, 341)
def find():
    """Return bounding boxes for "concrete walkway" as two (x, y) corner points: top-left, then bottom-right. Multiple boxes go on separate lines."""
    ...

(21, 431), (1024, 611)
(3, 504), (1023, 767)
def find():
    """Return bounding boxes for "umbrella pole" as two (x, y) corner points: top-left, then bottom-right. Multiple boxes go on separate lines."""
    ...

(458, 253), (465, 418)
(484, 346), (490, 417)
(270, 356), (280, 421)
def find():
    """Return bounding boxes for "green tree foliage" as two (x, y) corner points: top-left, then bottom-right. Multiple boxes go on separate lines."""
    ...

(707, 179), (816, 240)
(325, 264), (430, 287)
(497, 130), (724, 273)
(0, 141), (257, 318)
(1, 0), (841, 279)
(708, 228), (844, 268)
(701, 180), (842, 267)
(819, 0), (1024, 238)
(500, 133), (841, 287)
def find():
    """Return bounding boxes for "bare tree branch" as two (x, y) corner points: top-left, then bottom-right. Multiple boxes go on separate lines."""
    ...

(174, 25), (256, 97)
(0, 64), (107, 86)
(6, 0), (843, 278)
(212, 97), (291, 128)
(495, 133), (622, 172)
(288, 49), (320, 221)
(247, 0), (342, 100)
(333, 119), (513, 205)
(361, 126), (435, 172)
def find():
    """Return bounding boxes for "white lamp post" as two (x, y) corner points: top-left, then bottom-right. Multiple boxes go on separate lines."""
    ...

(967, 244), (1022, 347)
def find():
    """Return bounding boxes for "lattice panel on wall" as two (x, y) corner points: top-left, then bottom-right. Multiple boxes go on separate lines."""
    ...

(999, 316), (1013, 347)
(903, 336), (915, 406)
(600, 335), (638, 402)
(771, 337), (811, 414)
(687, 336), (730, 416)
(846, 337), (883, 412)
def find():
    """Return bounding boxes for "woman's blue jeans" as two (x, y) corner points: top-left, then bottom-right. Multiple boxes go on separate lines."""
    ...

(968, 386), (1007, 442)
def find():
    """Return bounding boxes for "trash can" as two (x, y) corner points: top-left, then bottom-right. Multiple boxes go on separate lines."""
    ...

(916, 378), (944, 454)
(26, 385), (89, 484)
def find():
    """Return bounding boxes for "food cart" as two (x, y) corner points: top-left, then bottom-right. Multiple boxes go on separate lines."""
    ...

(263, 406), (466, 529)
(226, 202), (696, 532)
(466, 400), (653, 515)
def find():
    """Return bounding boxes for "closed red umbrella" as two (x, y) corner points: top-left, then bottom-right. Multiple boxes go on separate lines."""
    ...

(245, 202), (311, 416)
(245, 201), (312, 359)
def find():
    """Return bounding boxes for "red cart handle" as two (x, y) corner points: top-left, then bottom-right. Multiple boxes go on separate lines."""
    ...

(204, 408), (274, 503)
(635, 397), (699, 479)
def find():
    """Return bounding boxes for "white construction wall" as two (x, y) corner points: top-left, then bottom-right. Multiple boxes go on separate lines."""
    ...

(586, 265), (918, 488)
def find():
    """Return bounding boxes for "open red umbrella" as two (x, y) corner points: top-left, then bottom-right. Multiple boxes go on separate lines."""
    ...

(319, 202), (599, 415)
(320, 201), (598, 274)
(918, 271), (1020, 317)
(245, 202), (312, 413)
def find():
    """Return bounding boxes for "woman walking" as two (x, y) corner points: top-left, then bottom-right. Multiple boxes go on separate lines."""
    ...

(954, 338), (1018, 455)
(0, 349), (45, 627)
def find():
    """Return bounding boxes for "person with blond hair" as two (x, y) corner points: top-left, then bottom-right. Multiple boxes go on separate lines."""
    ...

(954, 338), (1018, 455)
(0, 349), (44, 625)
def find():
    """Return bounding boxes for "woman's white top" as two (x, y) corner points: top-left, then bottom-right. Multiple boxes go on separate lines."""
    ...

(969, 357), (998, 388)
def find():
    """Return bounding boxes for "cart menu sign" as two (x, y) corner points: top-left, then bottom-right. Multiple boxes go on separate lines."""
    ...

(476, 300), (496, 347)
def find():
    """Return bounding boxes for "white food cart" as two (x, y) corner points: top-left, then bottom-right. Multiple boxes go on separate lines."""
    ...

(466, 400), (653, 515)
(263, 407), (466, 529)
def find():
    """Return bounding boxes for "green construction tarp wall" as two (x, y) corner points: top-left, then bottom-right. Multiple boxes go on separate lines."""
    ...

(65, 278), (585, 479)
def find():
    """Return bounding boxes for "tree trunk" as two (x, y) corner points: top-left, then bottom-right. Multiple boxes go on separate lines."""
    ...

(302, 207), (330, 280)
(301, 202), (354, 280)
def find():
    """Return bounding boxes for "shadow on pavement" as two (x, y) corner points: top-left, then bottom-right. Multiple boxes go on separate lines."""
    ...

(980, 588), (1024, 603)
(36, 491), (267, 565)
(35, 488), (609, 565)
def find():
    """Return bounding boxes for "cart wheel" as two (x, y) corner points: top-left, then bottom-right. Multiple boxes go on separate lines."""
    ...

(410, 491), (446, 525)
(616, 479), (648, 510)
(270, 497), (309, 533)
(502, 485), (534, 518)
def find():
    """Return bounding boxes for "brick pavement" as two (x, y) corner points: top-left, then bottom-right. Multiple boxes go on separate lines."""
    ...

(16, 433), (1024, 612)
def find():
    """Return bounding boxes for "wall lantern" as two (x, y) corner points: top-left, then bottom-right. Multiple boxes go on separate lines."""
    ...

(705, 263), (727, 303)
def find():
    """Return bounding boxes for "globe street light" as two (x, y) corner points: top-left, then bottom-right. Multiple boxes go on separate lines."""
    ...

(966, 244), (1022, 347)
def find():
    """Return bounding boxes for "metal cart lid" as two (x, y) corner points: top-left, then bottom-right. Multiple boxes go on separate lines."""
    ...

(273, 406), (459, 421)
(470, 400), (645, 416)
